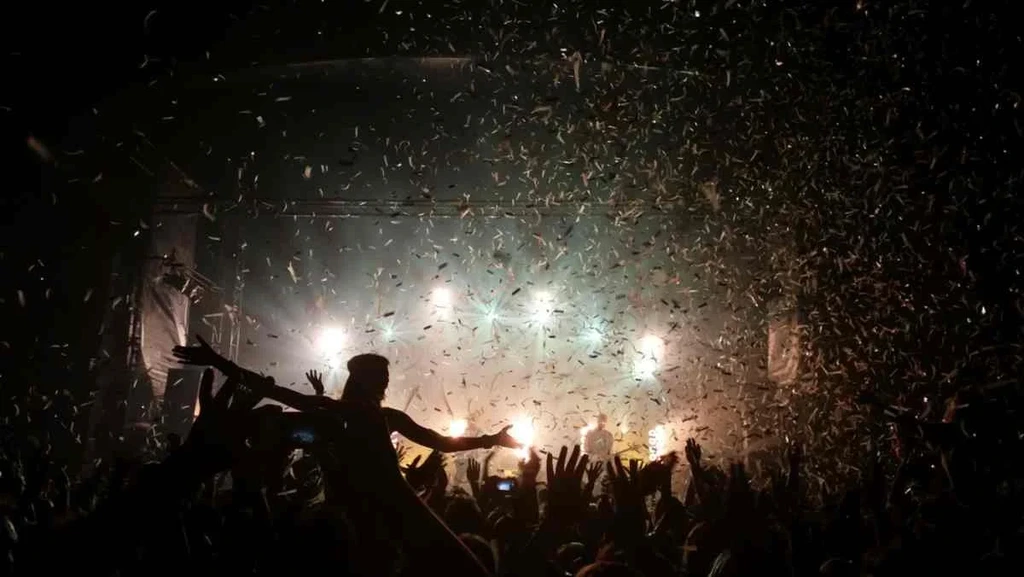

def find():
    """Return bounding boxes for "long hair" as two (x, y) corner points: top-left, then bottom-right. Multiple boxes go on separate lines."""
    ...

(340, 354), (390, 405)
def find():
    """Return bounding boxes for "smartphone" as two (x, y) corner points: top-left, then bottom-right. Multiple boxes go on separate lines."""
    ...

(496, 479), (515, 492)
(290, 427), (317, 445)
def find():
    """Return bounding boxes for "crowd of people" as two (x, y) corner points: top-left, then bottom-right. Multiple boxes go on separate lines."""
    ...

(0, 336), (1021, 576)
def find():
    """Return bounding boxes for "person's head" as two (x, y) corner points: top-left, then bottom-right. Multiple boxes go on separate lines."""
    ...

(340, 354), (390, 405)
(445, 495), (485, 536)
(597, 413), (608, 430)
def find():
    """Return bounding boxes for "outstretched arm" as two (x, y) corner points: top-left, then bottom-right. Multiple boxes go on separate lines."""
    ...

(173, 334), (268, 389)
(256, 381), (336, 413)
(384, 408), (517, 453)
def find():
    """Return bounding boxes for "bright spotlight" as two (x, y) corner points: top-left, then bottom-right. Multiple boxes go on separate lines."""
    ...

(383, 326), (395, 341)
(316, 327), (346, 355)
(532, 291), (553, 323)
(648, 425), (669, 460)
(509, 417), (535, 460)
(634, 357), (658, 379)
(585, 328), (603, 344)
(448, 418), (468, 438)
(640, 334), (664, 356)
(433, 287), (453, 308)
(634, 334), (663, 378)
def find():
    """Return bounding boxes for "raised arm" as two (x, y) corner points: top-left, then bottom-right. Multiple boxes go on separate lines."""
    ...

(384, 408), (518, 453)
(257, 381), (336, 413)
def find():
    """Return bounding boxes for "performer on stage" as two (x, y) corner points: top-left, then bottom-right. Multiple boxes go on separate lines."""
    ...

(583, 413), (615, 461)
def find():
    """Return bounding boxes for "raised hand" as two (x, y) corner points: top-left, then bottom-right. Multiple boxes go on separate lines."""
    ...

(684, 438), (702, 469)
(584, 459), (604, 497)
(606, 457), (649, 540)
(404, 451), (447, 493)
(489, 424), (521, 449)
(172, 334), (225, 368)
(544, 445), (590, 526)
(644, 452), (679, 496)
(395, 441), (410, 464)
(482, 450), (495, 479)
(606, 458), (644, 505)
(172, 368), (262, 480)
(467, 457), (482, 485)
(305, 369), (326, 395)
(518, 448), (542, 482)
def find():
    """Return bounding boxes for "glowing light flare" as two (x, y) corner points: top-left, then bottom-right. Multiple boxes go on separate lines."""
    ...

(448, 418), (468, 438)
(532, 291), (554, 323)
(316, 327), (346, 355)
(634, 334), (664, 378)
(640, 335), (665, 356)
(509, 417), (535, 461)
(648, 425), (670, 461)
(432, 287), (453, 308)
(584, 327), (603, 344)
(634, 359), (657, 378)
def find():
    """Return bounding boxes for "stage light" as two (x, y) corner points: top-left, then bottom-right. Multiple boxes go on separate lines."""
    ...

(316, 327), (346, 355)
(634, 357), (658, 378)
(532, 291), (553, 323)
(584, 327), (603, 344)
(648, 425), (669, 460)
(509, 417), (535, 460)
(486, 309), (499, 322)
(433, 287), (453, 308)
(634, 334), (663, 378)
(448, 418), (468, 438)
(383, 326), (395, 341)
(640, 334), (664, 356)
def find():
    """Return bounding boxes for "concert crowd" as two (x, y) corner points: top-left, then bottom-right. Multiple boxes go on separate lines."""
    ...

(0, 336), (1020, 577)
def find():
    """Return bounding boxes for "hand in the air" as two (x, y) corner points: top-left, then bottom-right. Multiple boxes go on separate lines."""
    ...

(684, 438), (702, 469)
(305, 370), (325, 395)
(518, 448), (542, 481)
(584, 460), (604, 496)
(395, 441), (410, 463)
(544, 445), (590, 526)
(404, 451), (447, 492)
(467, 457), (482, 485)
(172, 334), (224, 368)
(491, 425), (521, 449)
(176, 369), (262, 478)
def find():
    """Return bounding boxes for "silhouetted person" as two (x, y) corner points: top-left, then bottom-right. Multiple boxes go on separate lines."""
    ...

(172, 337), (520, 454)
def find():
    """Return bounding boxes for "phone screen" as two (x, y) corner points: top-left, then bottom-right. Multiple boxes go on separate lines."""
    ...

(291, 427), (316, 445)
(497, 480), (514, 492)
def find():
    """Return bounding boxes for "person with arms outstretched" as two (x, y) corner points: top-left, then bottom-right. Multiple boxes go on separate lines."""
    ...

(172, 336), (521, 454)
(172, 335), (504, 576)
